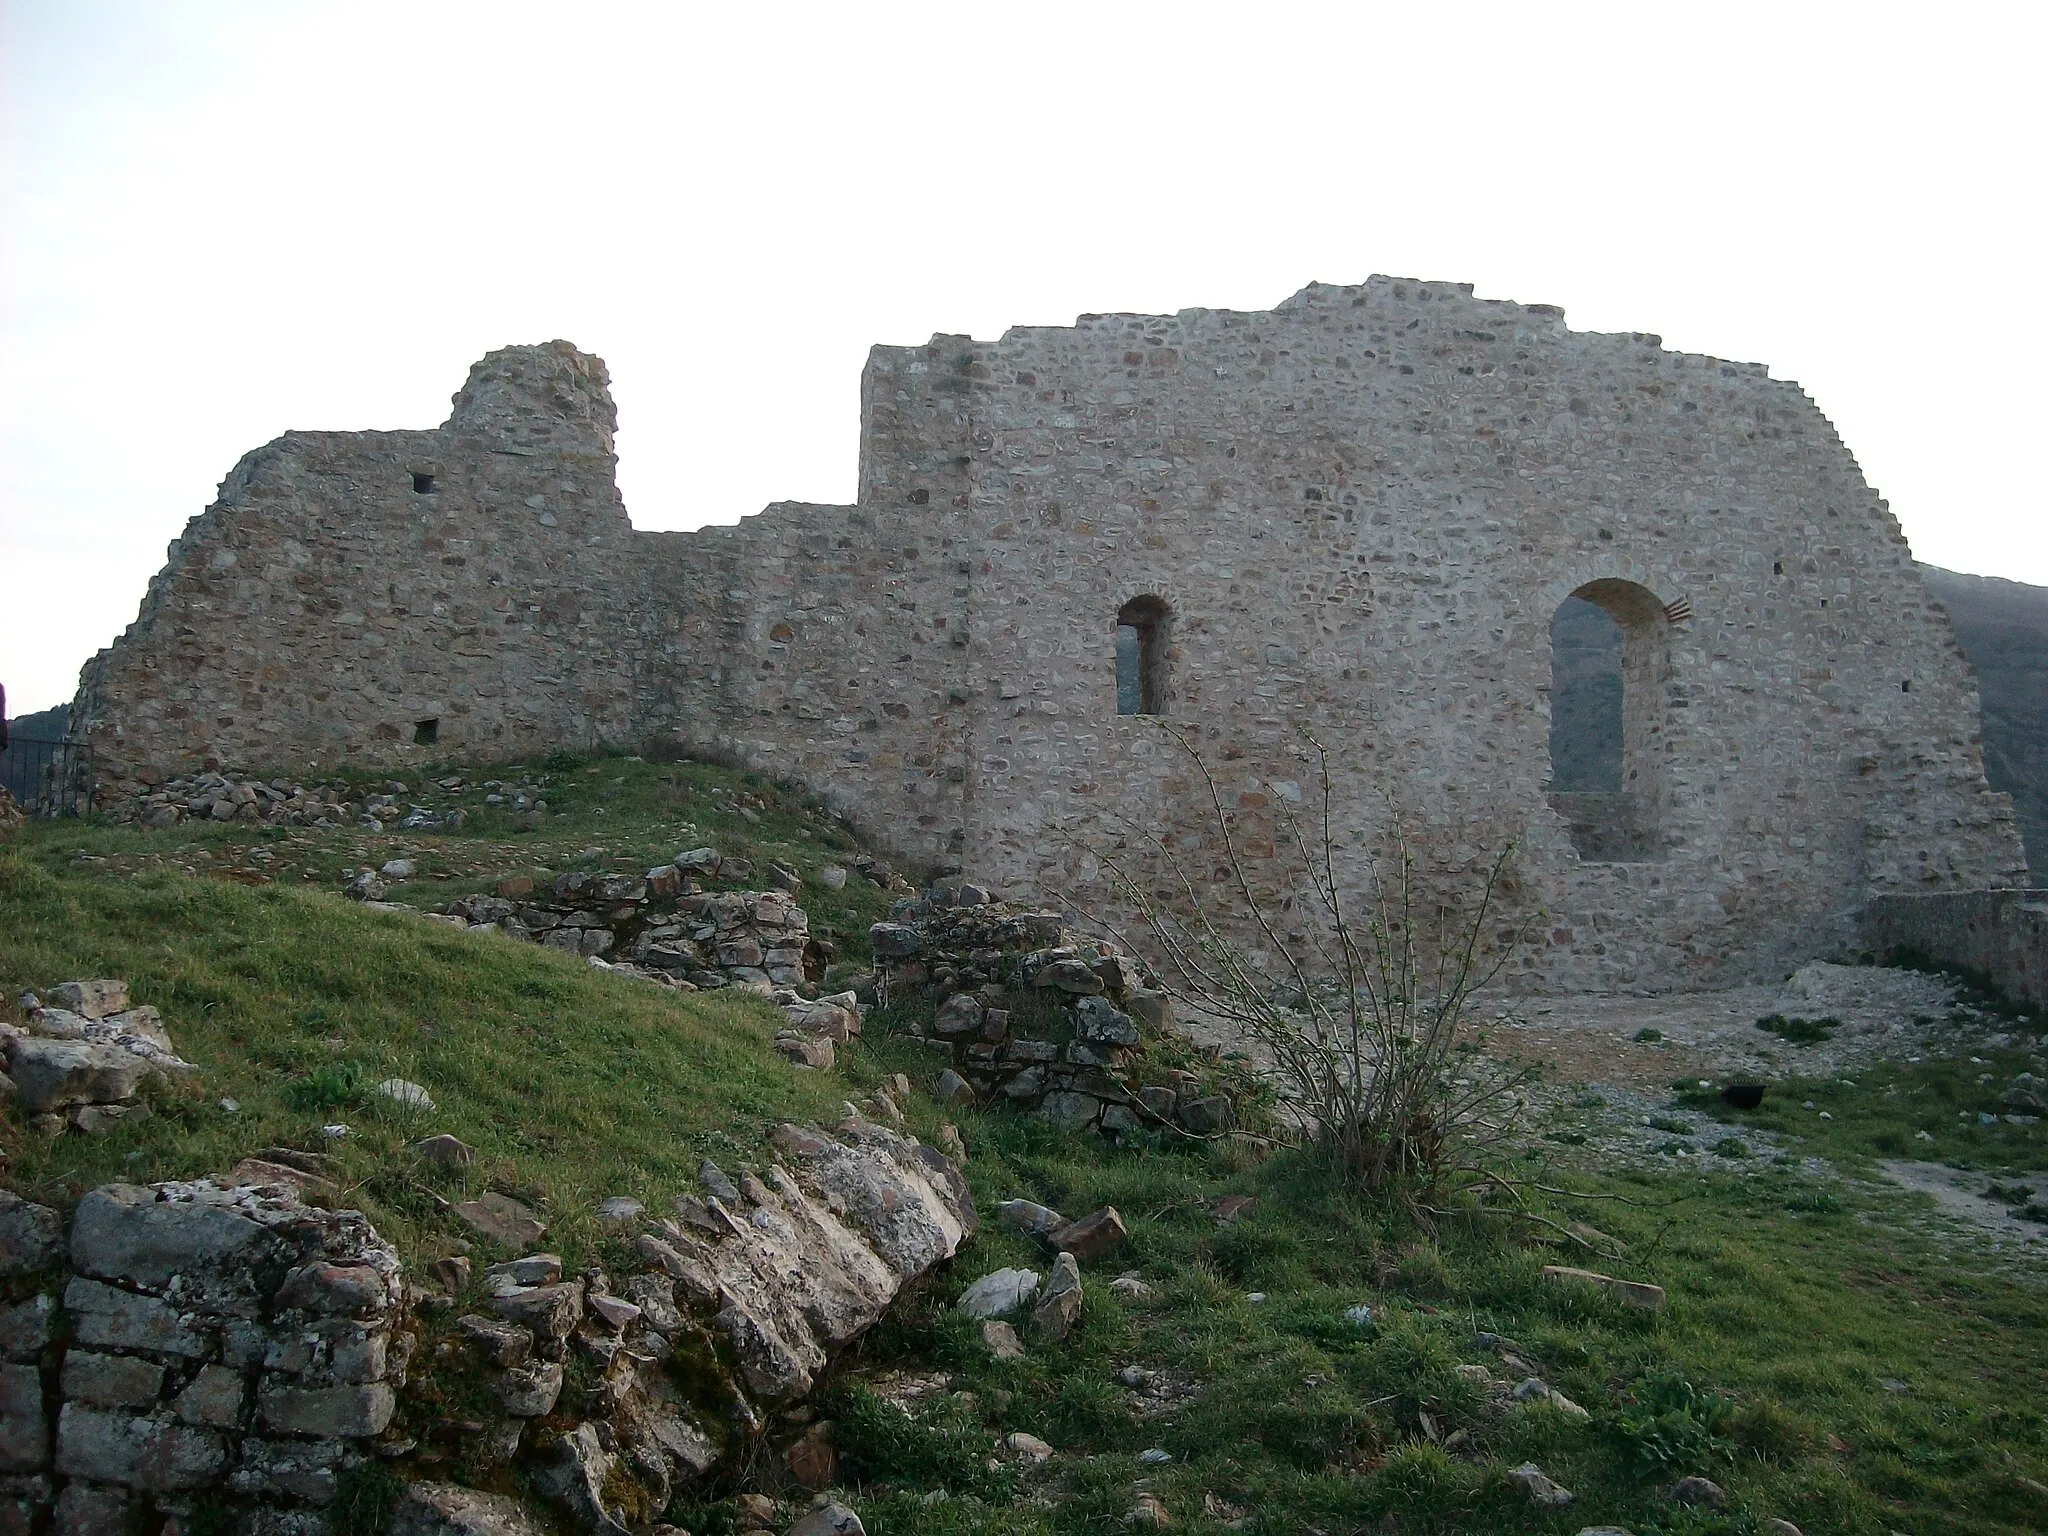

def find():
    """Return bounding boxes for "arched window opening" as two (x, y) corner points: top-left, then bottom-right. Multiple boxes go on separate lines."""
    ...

(1547, 579), (1670, 862)
(1116, 595), (1171, 716)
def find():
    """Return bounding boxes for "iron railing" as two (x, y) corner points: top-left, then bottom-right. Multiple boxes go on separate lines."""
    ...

(0, 735), (94, 818)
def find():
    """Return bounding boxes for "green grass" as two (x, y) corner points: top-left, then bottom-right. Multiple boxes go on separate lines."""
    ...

(0, 781), (878, 1270)
(8, 751), (2048, 1535)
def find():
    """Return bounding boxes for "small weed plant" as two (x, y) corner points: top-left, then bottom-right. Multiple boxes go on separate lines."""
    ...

(1755, 1014), (1842, 1046)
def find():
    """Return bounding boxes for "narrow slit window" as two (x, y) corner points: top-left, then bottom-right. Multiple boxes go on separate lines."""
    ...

(1115, 596), (1171, 715)
(413, 718), (439, 746)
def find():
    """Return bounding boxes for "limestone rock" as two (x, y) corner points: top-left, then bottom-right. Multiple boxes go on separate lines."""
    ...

(956, 1268), (1041, 1320)
(786, 1504), (865, 1536)
(1032, 1251), (1083, 1341)
(1541, 1263), (1666, 1312)
(0, 1193), (63, 1276)
(1178, 1096), (1235, 1136)
(933, 1069), (975, 1107)
(54, 1405), (227, 1491)
(1666, 1476), (1726, 1508)
(454, 1193), (545, 1249)
(413, 1133), (477, 1168)
(536, 1421), (628, 1535)
(376, 1078), (434, 1110)
(1048, 1206), (1127, 1261)
(997, 1199), (1068, 1239)
(981, 1320), (1024, 1359)
(47, 981), (128, 1020)
(1004, 1430), (1053, 1460)
(0, 1365), (46, 1473)
(6, 1041), (154, 1115)
(392, 1480), (553, 1536)
(1506, 1461), (1574, 1509)
(784, 1419), (836, 1490)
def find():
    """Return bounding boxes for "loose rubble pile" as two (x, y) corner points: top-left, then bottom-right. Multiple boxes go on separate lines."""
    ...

(1, 981), (194, 1139)
(382, 847), (827, 995)
(868, 885), (1247, 1140)
(0, 1112), (972, 1536)
(97, 770), (545, 832)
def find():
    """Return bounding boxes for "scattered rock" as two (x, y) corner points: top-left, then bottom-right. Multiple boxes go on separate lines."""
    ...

(381, 859), (417, 879)
(48, 981), (128, 1020)
(1506, 1462), (1574, 1509)
(981, 1321), (1025, 1360)
(997, 1199), (1068, 1239)
(956, 1268), (1041, 1320)
(1178, 1096), (1235, 1135)
(784, 1419), (837, 1490)
(1666, 1476), (1726, 1508)
(453, 1193), (545, 1249)
(785, 1503), (865, 1536)
(1761, 1521), (1804, 1536)
(1003, 1430), (1053, 1461)
(378, 1078), (435, 1110)
(0, 1192), (65, 1275)
(596, 1196), (645, 1224)
(1125, 1492), (1170, 1528)
(1049, 1206), (1127, 1261)
(1109, 1272), (1154, 1300)
(932, 1069), (975, 1107)
(391, 1478), (553, 1536)
(1032, 1252), (1083, 1341)
(1344, 1303), (1375, 1330)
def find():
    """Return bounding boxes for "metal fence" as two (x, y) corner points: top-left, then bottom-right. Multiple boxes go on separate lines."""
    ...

(0, 735), (94, 818)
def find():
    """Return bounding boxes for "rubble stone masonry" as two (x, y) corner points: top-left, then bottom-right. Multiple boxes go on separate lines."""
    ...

(70, 278), (2030, 989)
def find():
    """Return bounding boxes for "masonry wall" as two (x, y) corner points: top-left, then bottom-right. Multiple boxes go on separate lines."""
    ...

(70, 281), (2030, 990)
(72, 344), (644, 785)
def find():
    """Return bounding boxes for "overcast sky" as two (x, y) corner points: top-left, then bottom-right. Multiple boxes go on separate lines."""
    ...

(4, 1), (2043, 715)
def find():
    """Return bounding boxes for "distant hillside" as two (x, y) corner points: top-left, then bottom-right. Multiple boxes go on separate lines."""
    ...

(1923, 565), (2048, 883)
(0, 703), (69, 804)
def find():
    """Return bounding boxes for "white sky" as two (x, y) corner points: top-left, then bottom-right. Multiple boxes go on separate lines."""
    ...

(3, 1), (2044, 715)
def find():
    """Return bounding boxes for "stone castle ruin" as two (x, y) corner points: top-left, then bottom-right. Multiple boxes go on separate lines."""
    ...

(69, 277), (2032, 991)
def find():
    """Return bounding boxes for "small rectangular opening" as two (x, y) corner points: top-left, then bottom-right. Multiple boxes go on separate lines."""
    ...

(412, 473), (436, 494)
(413, 718), (439, 746)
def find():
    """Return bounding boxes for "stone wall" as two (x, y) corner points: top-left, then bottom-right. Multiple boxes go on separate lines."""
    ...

(1858, 890), (2048, 1008)
(68, 278), (2030, 991)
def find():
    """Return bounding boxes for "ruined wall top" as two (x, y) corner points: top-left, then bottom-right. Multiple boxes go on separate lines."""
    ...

(443, 340), (618, 454)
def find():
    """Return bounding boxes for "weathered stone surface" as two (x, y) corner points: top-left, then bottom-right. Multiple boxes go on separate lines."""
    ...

(786, 1504), (865, 1536)
(0, 1194), (63, 1277)
(1048, 1206), (1128, 1262)
(1032, 1252), (1083, 1341)
(997, 1199), (1068, 1240)
(6, 1041), (153, 1115)
(49, 1482), (129, 1536)
(0, 1296), (52, 1364)
(392, 1480), (553, 1536)
(70, 1183), (284, 1305)
(59, 1353), (164, 1411)
(1178, 1096), (1235, 1136)
(173, 1365), (246, 1428)
(453, 1193), (545, 1249)
(54, 1405), (227, 1490)
(536, 1422), (627, 1535)
(63, 1277), (212, 1358)
(981, 1320), (1025, 1359)
(48, 982), (128, 1020)
(957, 1268), (1040, 1320)
(0, 1366), (46, 1473)
(255, 1381), (395, 1438)
(490, 1360), (564, 1418)
(1072, 997), (1139, 1046)
(487, 1282), (583, 1342)
(784, 1419), (836, 1490)
(228, 1436), (352, 1504)
(1506, 1461), (1575, 1509)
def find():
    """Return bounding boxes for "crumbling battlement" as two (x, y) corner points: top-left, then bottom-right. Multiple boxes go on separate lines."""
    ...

(69, 278), (2031, 990)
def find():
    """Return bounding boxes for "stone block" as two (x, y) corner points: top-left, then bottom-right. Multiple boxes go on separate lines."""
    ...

(0, 1365), (47, 1472)
(489, 1359), (564, 1417)
(173, 1364), (246, 1427)
(48, 981), (129, 1020)
(1126, 990), (1173, 1030)
(0, 1296), (52, 1363)
(59, 1352), (164, 1410)
(255, 1380), (396, 1438)
(391, 1480), (552, 1536)
(0, 1195), (62, 1279)
(229, 1436), (352, 1504)
(1048, 1206), (1128, 1262)
(54, 1404), (227, 1490)
(1039, 1090), (1102, 1130)
(1072, 997), (1139, 1046)
(1179, 1096), (1236, 1136)
(6, 1040), (154, 1115)
(51, 1481), (131, 1536)
(69, 1184), (279, 1303)
(63, 1277), (213, 1358)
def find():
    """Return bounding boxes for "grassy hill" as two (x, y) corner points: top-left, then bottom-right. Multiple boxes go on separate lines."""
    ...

(5, 752), (2048, 1535)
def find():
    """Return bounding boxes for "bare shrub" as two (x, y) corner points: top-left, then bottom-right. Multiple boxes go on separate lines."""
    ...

(1089, 725), (1537, 1211)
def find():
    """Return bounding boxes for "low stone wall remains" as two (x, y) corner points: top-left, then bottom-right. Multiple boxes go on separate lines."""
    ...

(1857, 890), (2048, 1008)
